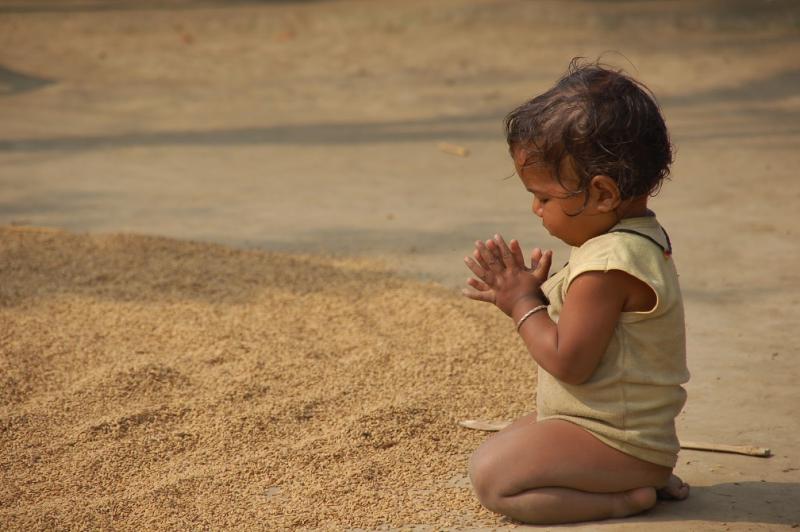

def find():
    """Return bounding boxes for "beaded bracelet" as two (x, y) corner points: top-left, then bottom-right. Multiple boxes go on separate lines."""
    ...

(515, 304), (548, 332)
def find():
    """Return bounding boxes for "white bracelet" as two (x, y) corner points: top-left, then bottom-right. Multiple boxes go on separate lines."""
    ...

(515, 304), (548, 332)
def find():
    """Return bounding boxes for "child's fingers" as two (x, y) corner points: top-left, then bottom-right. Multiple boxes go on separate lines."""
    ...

(477, 240), (503, 273)
(472, 240), (496, 270)
(530, 247), (543, 270)
(509, 239), (527, 270)
(533, 249), (553, 280)
(464, 256), (492, 284)
(492, 234), (516, 270)
(485, 239), (503, 261)
(466, 276), (491, 292)
(472, 247), (490, 270)
(461, 285), (496, 304)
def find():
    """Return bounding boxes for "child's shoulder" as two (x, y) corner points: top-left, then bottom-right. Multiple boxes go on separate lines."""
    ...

(576, 216), (670, 262)
(568, 216), (673, 286)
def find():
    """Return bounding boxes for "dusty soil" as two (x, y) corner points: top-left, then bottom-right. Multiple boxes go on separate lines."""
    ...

(1, 0), (800, 530)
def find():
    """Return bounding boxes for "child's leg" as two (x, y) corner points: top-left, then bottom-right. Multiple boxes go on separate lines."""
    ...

(469, 418), (684, 525)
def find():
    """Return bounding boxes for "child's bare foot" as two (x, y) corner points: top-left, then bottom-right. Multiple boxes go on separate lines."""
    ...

(613, 487), (657, 518)
(657, 474), (690, 500)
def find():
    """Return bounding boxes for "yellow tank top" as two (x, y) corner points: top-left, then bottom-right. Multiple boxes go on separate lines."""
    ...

(538, 215), (690, 467)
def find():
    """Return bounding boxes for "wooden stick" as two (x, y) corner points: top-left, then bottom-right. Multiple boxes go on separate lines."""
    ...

(680, 440), (771, 457)
(459, 419), (511, 431)
(458, 419), (771, 458)
(437, 142), (470, 157)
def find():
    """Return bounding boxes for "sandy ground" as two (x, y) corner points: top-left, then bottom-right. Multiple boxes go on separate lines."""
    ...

(1, 0), (800, 529)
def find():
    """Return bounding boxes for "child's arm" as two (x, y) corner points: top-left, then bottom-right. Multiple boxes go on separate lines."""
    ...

(464, 234), (637, 385)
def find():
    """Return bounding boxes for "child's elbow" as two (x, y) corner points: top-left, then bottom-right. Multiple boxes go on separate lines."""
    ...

(549, 355), (594, 385)
(552, 367), (589, 386)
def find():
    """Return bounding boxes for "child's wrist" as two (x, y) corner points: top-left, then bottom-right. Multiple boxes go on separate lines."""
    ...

(509, 294), (547, 320)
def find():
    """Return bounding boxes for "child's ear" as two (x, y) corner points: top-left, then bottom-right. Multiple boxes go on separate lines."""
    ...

(589, 175), (621, 212)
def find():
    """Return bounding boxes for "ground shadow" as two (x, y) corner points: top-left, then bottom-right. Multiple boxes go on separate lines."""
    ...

(621, 481), (800, 527)
(0, 0), (328, 15)
(0, 65), (55, 96)
(0, 111), (502, 152)
(2, 112), (797, 154)
(663, 68), (800, 107)
(515, 481), (800, 529)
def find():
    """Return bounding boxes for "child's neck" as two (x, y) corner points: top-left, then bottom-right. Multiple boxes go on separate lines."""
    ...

(616, 196), (651, 221)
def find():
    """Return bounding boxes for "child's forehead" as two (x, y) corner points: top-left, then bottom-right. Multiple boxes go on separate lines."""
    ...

(519, 167), (557, 191)
(512, 147), (547, 173)
(512, 148), (580, 191)
(512, 147), (553, 176)
(512, 145), (534, 166)
(516, 160), (557, 192)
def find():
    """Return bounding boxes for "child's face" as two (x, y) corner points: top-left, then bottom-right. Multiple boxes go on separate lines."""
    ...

(513, 148), (613, 247)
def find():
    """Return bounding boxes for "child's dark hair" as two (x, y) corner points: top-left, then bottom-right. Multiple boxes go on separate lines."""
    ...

(505, 58), (673, 200)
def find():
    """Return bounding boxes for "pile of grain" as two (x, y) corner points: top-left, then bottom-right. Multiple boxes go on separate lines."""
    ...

(0, 226), (536, 530)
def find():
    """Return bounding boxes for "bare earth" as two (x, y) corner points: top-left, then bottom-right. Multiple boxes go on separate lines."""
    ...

(1, 0), (800, 530)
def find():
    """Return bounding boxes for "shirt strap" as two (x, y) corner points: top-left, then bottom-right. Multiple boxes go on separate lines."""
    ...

(608, 227), (673, 256)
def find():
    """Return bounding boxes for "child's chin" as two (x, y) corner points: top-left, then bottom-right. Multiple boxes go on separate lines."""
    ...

(543, 225), (573, 245)
(544, 226), (561, 240)
(555, 233), (581, 247)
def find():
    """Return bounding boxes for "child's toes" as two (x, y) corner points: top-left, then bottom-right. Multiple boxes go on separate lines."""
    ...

(657, 474), (690, 501)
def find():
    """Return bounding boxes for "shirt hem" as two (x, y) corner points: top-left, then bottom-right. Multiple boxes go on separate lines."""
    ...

(539, 415), (678, 468)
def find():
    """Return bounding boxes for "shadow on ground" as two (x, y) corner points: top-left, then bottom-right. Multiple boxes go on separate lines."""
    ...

(623, 481), (800, 527)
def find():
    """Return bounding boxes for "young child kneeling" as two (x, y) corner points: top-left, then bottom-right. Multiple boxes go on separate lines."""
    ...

(463, 60), (690, 525)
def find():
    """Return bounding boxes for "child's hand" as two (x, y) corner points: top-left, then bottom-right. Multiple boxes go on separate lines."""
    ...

(463, 234), (552, 317)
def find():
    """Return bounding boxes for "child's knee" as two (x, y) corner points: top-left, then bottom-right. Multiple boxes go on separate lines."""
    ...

(468, 446), (504, 512)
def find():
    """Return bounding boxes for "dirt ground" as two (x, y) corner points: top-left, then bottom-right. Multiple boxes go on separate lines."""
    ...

(1, 0), (799, 530)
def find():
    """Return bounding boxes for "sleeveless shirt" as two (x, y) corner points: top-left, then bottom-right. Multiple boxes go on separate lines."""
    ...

(538, 215), (690, 467)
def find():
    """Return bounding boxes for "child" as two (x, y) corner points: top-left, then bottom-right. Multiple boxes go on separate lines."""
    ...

(462, 60), (690, 525)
